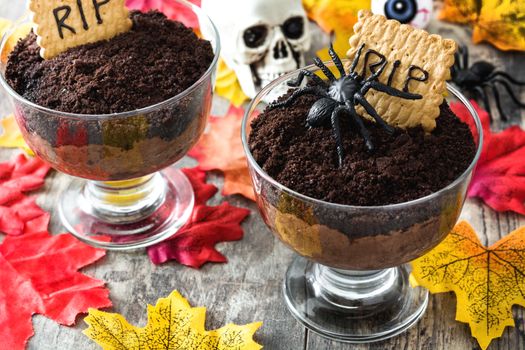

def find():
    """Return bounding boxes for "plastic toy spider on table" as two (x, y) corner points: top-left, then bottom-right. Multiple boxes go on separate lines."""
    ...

(450, 45), (525, 121)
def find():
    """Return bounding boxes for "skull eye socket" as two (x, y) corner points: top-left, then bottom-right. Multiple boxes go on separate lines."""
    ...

(243, 25), (268, 48)
(282, 16), (304, 40)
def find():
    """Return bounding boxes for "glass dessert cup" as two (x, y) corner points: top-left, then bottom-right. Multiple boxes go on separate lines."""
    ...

(0, 0), (220, 250)
(241, 64), (483, 343)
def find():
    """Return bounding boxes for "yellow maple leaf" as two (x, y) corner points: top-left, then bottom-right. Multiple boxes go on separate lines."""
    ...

(0, 114), (33, 155)
(440, 0), (525, 51)
(215, 58), (249, 107)
(84, 290), (263, 350)
(411, 221), (525, 350)
(303, 0), (370, 60)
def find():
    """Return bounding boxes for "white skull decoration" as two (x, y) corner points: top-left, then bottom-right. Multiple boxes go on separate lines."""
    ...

(201, 0), (311, 100)
(372, 0), (433, 29)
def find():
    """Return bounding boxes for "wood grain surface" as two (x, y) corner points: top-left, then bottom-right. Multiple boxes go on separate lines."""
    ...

(1, 1), (524, 349)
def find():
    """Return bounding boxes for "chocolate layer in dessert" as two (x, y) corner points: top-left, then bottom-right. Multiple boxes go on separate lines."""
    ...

(6, 10), (213, 114)
(4, 11), (214, 180)
(249, 93), (476, 206)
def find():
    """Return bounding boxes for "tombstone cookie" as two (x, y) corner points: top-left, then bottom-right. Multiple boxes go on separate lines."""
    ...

(347, 10), (457, 131)
(29, 0), (132, 59)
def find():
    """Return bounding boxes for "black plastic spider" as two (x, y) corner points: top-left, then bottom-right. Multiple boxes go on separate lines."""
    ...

(451, 45), (525, 121)
(269, 44), (422, 167)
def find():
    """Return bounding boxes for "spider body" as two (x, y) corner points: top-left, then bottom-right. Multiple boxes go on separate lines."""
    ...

(328, 74), (361, 102)
(269, 44), (423, 167)
(453, 61), (495, 89)
(307, 75), (362, 127)
(451, 45), (525, 121)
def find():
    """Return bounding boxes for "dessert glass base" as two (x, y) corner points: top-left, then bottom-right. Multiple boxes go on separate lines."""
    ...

(58, 167), (194, 250)
(284, 256), (428, 343)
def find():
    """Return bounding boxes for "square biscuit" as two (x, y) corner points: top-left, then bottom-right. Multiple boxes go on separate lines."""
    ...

(346, 10), (457, 131)
(29, 0), (132, 59)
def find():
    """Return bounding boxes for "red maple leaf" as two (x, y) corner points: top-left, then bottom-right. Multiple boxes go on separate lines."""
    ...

(189, 105), (256, 201)
(0, 154), (51, 235)
(182, 167), (218, 205)
(450, 100), (525, 215)
(125, 0), (201, 27)
(147, 167), (250, 268)
(0, 232), (111, 349)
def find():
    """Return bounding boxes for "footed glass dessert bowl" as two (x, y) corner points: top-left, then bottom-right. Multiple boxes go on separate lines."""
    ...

(0, 0), (220, 250)
(241, 63), (482, 342)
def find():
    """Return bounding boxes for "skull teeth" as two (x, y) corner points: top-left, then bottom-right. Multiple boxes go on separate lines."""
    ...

(258, 72), (289, 84)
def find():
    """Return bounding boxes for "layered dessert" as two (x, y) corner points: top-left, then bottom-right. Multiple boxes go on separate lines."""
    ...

(245, 11), (479, 269)
(4, 10), (214, 180)
(249, 92), (476, 269)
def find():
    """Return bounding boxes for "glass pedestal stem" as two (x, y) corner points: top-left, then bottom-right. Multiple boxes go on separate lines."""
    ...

(310, 265), (399, 313)
(58, 167), (194, 250)
(83, 173), (166, 224)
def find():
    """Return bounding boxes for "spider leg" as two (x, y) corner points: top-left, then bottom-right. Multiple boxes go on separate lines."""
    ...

(453, 51), (461, 71)
(269, 86), (329, 109)
(328, 43), (346, 77)
(362, 81), (422, 100)
(460, 45), (469, 70)
(492, 78), (525, 107)
(483, 82), (508, 121)
(314, 57), (336, 82)
(288, 69), (326, 87)
(349, 43), (365, 75)
(354, 94), (395, 134)
(473, 86), (491, 117)
(488, 71), (525, 86)
(345, 102), (374, 152)
(330, 105), (347, 167)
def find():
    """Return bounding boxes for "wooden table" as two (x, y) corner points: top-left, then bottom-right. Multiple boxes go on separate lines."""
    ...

(1, 2), (524, 349)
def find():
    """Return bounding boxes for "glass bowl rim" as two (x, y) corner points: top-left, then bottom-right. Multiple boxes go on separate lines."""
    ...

(0, 0), (221, 121)
(241, 63), (484, 211)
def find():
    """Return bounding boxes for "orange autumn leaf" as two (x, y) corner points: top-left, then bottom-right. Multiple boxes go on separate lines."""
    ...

(303, 0), (370, 59)
(439, 0), (477, 24)
(189, 105), (255, 201)
(0, 115), (33, 155)
(440, 0), (525, 51)
(411, 221), (525, 350)
(303, 0), (370, 35)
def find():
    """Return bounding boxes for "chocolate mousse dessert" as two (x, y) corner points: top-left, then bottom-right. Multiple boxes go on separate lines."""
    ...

(246, 11), (479, 269)
(4, 10), (214, 180)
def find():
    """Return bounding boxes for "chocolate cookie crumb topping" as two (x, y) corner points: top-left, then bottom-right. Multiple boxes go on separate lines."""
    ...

(6, 10), (214, 114)
(249, 93), (476, 206)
